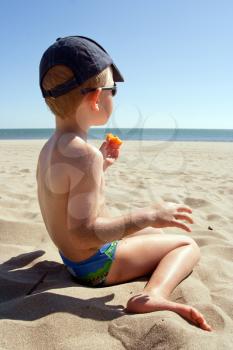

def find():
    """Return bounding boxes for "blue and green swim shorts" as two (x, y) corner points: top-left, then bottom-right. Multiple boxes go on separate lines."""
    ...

(59, 240), (119, 287)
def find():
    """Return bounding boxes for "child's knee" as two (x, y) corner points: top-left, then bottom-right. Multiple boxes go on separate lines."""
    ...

(183, 236), (201, 261)
(191, 239), (201, 261)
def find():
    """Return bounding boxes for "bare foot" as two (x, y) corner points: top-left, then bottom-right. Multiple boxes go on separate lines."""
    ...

(125, 292), (212, 332)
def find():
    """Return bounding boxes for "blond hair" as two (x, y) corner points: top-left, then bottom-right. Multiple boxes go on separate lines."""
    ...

(42, 65), (111, 119)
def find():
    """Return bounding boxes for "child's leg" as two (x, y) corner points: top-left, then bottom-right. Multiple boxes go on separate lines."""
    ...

(104, 233), (212, 331)
(123, 227), (164, 238)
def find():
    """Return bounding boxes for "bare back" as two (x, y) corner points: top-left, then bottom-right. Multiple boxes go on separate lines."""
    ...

(36, 132), (107, 261)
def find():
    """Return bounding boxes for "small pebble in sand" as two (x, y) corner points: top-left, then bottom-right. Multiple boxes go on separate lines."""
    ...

(208, 226), (213, 230)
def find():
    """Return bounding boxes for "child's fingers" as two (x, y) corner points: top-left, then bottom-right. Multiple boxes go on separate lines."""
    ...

(174, 213), (194, 224)
(113, 149), (119, 158)
(100, 141), (107, 149)
(171, 220), (192, 232)
(107, 148), (119, 159)
(99, 142), (108, 156)
(176, 205), (192, 213)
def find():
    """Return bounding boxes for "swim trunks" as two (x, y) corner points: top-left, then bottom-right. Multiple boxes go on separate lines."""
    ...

(59, 240), (118, 287)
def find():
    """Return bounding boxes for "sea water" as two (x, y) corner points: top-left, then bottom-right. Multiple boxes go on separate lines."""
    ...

(0, 128), (232, 142)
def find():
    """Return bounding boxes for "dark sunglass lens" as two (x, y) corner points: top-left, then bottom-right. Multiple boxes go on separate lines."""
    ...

(112, 85), (117, 96)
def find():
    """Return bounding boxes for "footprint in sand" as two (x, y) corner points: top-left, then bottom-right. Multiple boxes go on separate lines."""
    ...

(20, 169), (30, 173)
(184, 197), (209, 208)
(207, 214), (222, 221)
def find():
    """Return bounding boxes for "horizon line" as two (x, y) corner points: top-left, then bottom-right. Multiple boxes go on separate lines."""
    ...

(0, 127), (232, 131)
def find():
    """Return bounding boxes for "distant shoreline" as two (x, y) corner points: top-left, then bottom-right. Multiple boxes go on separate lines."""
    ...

(0, 128), (232, 142)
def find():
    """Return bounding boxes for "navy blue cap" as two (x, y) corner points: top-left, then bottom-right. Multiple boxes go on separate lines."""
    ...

(39, 35), (124, 98)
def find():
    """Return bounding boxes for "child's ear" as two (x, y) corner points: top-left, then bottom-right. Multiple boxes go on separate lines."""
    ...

(89, 88), (102, 112)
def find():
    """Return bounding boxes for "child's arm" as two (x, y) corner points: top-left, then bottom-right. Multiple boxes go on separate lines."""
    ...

(66, 141), (149, 247)
(66, 140), (193, 249)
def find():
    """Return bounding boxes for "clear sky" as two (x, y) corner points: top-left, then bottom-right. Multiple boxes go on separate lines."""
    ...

(0, 0), (232, 129)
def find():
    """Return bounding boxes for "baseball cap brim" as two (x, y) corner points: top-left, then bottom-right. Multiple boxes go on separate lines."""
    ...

(111, 63), (124, 82)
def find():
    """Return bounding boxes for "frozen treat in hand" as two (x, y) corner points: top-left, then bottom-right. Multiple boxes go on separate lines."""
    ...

(99, 133), (122, 170)
(106, 133), (123, 149)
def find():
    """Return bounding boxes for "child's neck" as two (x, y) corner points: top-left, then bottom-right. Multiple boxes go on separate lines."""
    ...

(55, 115), (89, 142)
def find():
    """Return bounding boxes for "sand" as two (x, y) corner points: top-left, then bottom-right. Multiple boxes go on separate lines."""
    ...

(0, 139), (233, 349)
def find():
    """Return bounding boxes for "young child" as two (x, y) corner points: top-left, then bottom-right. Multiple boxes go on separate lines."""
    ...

(37, 36), (211, 331)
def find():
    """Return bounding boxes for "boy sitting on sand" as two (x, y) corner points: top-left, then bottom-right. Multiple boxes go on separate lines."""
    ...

(37, 36), (211, 331)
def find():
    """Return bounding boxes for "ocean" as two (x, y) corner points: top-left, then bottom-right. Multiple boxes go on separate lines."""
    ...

(0, 128), (232, 142)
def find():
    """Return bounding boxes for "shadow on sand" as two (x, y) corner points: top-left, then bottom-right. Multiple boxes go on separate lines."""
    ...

(0, 250), (126, 322)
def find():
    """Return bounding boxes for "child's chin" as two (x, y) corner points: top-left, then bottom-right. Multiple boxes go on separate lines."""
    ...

(93, 122), (106, 127)
(95, 119), (109, 126)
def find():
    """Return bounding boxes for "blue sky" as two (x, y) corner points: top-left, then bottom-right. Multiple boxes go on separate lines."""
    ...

(0, 0), (232, 129)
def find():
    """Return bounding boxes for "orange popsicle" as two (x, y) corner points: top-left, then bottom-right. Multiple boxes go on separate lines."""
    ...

(105, 133), (123, 149)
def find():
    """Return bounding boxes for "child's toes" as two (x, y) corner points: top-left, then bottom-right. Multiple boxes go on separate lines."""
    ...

(190, 308), (212, 331)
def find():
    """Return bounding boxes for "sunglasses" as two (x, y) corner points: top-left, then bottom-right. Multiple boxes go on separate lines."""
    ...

(80, 83), (117, 97)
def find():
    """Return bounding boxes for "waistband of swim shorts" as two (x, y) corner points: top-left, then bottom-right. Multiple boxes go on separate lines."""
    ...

(59, 241), (118, 267)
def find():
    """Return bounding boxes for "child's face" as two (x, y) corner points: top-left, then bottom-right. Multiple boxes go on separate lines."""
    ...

(73, 67), (115, 129)
(97, 67), (115, 123)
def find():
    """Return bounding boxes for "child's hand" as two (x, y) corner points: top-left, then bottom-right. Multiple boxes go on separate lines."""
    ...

(151, 202), (194, 232)
(99, 141), (120, 171)
(99, 134), (123, 171)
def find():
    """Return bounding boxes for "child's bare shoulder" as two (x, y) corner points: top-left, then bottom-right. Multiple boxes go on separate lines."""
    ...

(55, 134), (103, 187)
(57, 133), (102, 163)
(37, 133), (103, 196)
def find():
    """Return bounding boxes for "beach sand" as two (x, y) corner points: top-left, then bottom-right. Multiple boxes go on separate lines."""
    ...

(0, 139), (233, 349)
